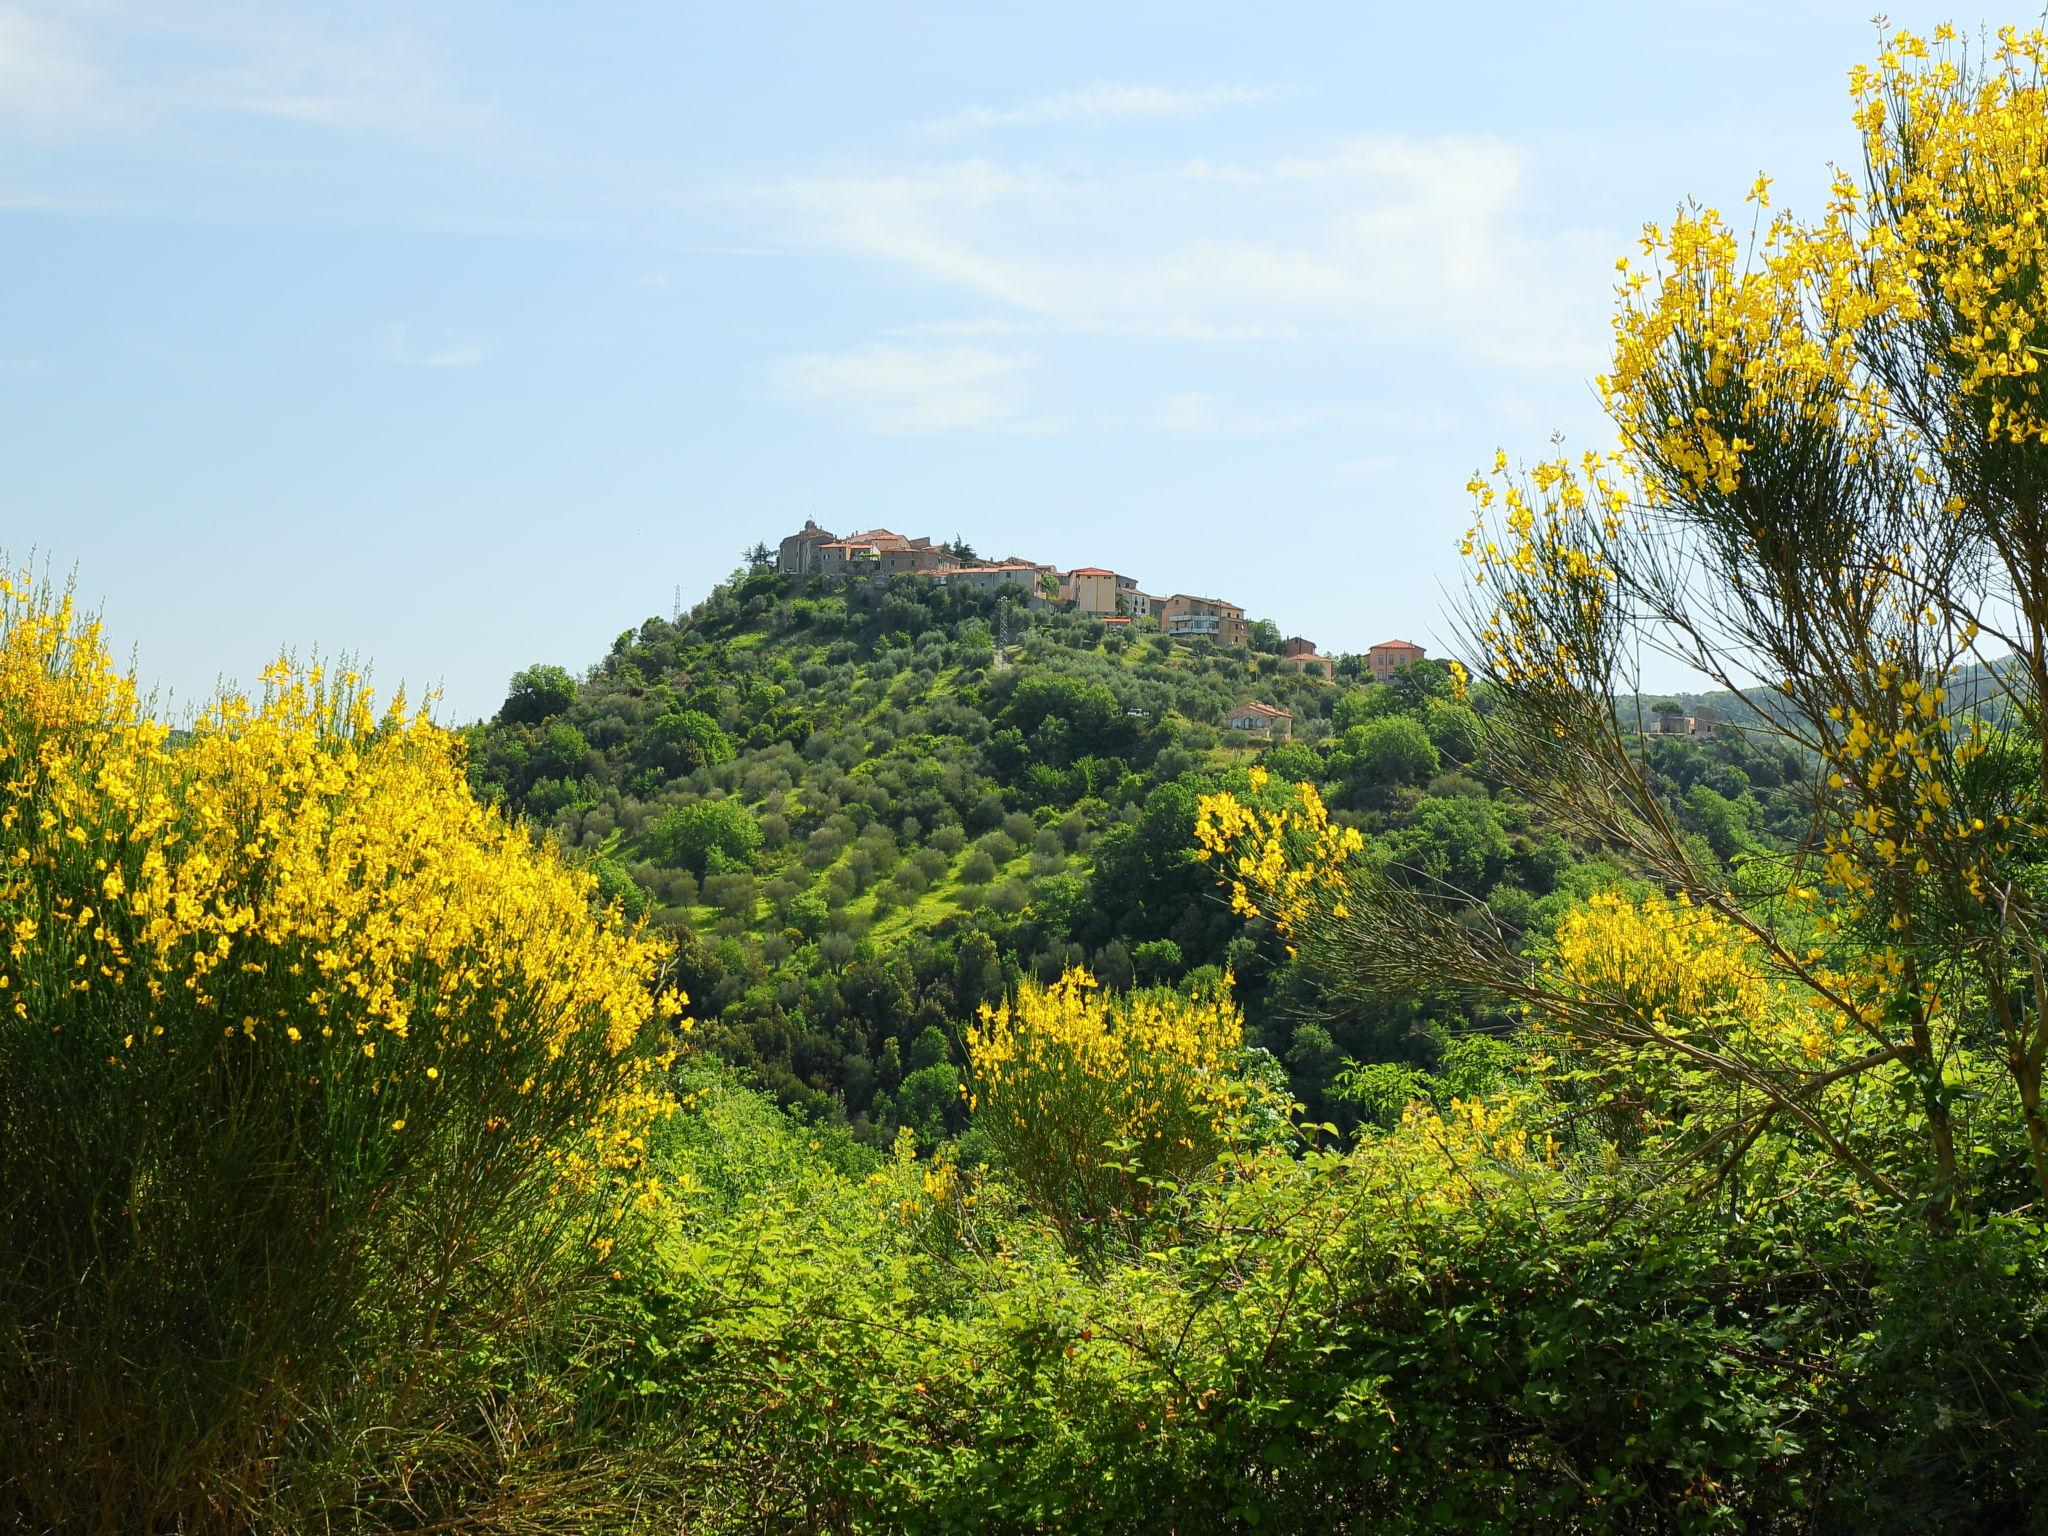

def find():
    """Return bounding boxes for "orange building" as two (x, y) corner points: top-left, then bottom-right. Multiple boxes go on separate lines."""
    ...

(1366, 639), (1426, 684)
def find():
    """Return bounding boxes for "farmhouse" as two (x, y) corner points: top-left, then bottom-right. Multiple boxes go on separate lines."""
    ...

(1226, 699), (1292, 738)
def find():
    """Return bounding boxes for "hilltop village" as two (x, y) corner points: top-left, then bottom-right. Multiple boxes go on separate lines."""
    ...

(774, 519), (1427, 694)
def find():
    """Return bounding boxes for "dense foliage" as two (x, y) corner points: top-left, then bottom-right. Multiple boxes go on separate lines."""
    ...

(14, 26), (2048, 1536)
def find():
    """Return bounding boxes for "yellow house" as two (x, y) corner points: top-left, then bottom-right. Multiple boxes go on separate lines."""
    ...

(1062, 567), (1122, 617)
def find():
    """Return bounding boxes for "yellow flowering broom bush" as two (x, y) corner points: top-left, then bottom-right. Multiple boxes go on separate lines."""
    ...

(0, 576), (685, 1533)
(966, 967), (1263, 1251)
(1191, 764), (1364, 940)
(1438, 26), (2048, 1213)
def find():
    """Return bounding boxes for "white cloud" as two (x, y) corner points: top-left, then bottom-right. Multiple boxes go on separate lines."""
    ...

(923, 83), (1279, 135)
(752, 135), (1616, 374)
(773, 345), (1041, 434)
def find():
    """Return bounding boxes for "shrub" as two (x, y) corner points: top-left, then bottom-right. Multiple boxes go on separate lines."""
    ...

(966, 969), (1254, 1250)
(0, 584), (684, 1533)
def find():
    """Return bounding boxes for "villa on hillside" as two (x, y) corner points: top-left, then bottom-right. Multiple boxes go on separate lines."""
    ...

(1226, 699), (1292, 738)
(1154, 593), (1250, 647)
(1653, 704), (1720, 738)
(1366, 639), (1427, 684)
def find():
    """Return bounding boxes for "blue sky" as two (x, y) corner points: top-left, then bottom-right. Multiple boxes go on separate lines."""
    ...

(1, 0), (1969, 719)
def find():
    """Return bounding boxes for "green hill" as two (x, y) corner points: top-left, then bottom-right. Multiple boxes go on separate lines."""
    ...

(463, 564), (1800, 1138)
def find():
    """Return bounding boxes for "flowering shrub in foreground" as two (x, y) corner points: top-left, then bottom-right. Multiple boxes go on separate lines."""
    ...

(0, 576), (684, 1533)
(966, 968), (1261, 1249)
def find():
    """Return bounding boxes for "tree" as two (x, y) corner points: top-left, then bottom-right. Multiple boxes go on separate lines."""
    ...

(744, 541), (774, 567)
(500, 663), (577, 724)
(647, 799), (762, 875)
(1093, 938), (1136, 991)
(1329, 716), (1438, 802)
(1285, 1021), (1344, 1115)
(954, 930), (1004, 1014)
(896, 1061), (960, 1148)
(1262, 741), (1322, 783)
(1269, 33), (2048, 1219)
(1382, 796), (1511, 897)
(1385, 658), (1457, 707)
(1249, 619), (1284, 653)
(645, 708), (735, 774)
(1131, 938), (1184, 985)
(1422, 698), (1484, 765)
(1333, 686), (1404, 732)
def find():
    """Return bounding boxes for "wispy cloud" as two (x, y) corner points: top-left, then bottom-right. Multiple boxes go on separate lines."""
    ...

(922, 83), (1280, 135)
(0, 6), (127, 139)
(379, 324), (485, 368)
(891, 315), (1298, 342)
(0, 2), (465, 143)
(752, 136), (1615, 372)
(772, 345), (1044, 434)
(1151, 393), (1452, 437)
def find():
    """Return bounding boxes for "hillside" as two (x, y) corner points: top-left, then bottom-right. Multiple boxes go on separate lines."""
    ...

(463, 564), (1805, 1136)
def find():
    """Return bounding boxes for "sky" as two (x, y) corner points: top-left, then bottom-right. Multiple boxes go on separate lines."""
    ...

(0, 0), (1981, 720)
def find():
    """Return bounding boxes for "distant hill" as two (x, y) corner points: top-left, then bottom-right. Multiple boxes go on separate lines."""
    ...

(1619, 651), (2026, 737)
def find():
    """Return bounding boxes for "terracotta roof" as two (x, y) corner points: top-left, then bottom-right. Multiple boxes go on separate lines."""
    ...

(1232, 700), (1292, 718)
(1068, 566), (1116, 577)
(1370, 639), (1424, 651)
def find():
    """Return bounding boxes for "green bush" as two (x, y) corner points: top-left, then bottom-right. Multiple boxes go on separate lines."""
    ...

(647, 798), (762, 874)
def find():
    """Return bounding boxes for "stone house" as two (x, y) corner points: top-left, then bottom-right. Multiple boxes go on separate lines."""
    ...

(814, 529), (962, 580)
(777, 520), (839, 577)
